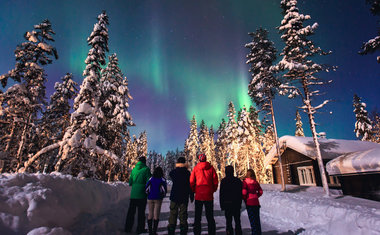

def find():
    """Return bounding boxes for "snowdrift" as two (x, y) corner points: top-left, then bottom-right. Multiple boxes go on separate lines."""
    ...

(260, 184), (380, 235)
(0, 173), (130, 234)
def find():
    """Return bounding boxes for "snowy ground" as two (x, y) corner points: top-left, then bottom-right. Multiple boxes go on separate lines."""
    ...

(0, 173), (379, 235)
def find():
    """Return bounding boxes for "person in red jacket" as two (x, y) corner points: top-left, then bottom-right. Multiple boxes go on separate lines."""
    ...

(242, 169), (263, 235)
(190, 154), (218, 235)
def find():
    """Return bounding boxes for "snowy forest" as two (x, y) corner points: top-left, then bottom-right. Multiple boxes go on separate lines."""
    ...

(0, 0), (379, 186)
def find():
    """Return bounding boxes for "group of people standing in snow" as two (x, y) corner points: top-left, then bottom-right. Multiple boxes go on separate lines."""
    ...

(124, 154), (263, 235)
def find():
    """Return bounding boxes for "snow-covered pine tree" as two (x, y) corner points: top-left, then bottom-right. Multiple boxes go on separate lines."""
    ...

(54, 11), (116, 178)
(353, 94), (373, 141)
(359, 0), (380, 63)
(245, 28), (278, 114)
(225, 101), (239, 170)
(98, 53), (134, 156)
(199, 120), (213, 164)
(31, 73), (78, 172)
(164, 150), (177, 179)
(136, 131), (148, 158)
(41, 74), (78, 146)
(184, 115), (199, 169)
(0, 19), (58, 172)
(126, 135), (139, 174)
(208, 125), (217, 171)
(370, 110), (380, 143)
(236, 107), (256, 179)
(274, 0), (334, 196)
(245, 27), (283, 186)
(295, 110), (305, 137)
(215, 118), (228, 178)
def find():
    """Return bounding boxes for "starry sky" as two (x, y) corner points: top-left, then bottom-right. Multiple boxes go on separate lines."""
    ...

(0, 0), (379, 154)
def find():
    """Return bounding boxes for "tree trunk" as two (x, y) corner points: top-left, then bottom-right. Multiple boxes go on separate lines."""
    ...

(269, 97), (286, 191)
(16, 114), (31, 171)
(302, 80), (330, 197)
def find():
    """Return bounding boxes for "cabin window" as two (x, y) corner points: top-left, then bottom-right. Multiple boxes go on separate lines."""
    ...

(297, 166), (316, 186)
(328, 175), (341, 186)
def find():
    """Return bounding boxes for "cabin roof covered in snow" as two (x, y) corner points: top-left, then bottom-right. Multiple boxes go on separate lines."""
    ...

(264, 135), (380, 167)
(326, 148), (380, 175)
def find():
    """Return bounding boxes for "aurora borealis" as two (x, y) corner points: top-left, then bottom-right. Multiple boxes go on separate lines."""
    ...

(0, 0), (379, 154)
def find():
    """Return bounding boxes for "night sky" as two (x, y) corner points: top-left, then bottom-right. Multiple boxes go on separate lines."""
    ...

(0, 0), (379, 154)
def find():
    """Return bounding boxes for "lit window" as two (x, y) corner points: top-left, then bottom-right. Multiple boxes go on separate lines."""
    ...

(297, 166), (316, 186)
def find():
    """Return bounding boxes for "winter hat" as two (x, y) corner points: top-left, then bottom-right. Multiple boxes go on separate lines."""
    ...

(138, 156), (146, 164)
(198, 154), (207, 162)
(177, 157), (186, 163)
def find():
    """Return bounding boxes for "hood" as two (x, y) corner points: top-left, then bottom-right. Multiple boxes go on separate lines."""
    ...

(135, 161), (147, 170)
(176, 163), (188, 168)
(244, 177), (257, 184)
(197, 161), (212, 170)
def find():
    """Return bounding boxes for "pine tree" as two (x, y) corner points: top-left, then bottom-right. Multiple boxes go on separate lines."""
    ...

(245, 28), (278, 114)
(359, 0), (380, 63)
(184, 115), (199, 169)
(274, 0), (334, 196)
(245, 28), (283, 186)
(41, 74), (78, 145)
(215, 118), (228, 178)
(98, 53), (134, 156)
(236, 107), (256, 178)
(370, 110), (380, 143)
(353, 94), (373, 141)
(208, 125), (217, 171)
(225, 102), (239, 169)
(54, 11), (114, 178)
(0, 19), (58, 172)
(295, 110), (305, 137)
(137, 131), (148, 158)
(199, 120), (213, 165)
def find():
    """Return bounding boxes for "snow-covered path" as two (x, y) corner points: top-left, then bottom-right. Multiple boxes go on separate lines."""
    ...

(1, 173), (380, 235)
(131, 191), (293, 235)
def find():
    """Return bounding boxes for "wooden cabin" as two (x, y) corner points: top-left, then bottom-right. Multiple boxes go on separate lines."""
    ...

(264, 136), (380, 190)
(326, 148), (380, 201)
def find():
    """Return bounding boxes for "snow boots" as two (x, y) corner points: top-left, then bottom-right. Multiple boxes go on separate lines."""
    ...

(153, 219), (159, 235)
(180, 224), (188, 235)
(167, 224), (176, 235)
(147, 219), (153, 235)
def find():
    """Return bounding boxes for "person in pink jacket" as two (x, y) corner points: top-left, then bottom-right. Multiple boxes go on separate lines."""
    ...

(242, 169), (263, 235)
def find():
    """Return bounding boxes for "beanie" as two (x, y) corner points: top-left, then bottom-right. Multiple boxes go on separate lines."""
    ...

(198, 154), (207, 162)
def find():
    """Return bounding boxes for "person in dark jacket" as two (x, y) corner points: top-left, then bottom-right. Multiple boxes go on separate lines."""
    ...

(167, 157), (194, 235)
(145, 166), (167, 235)
(125, 156), (152, 234)
(190, 154), (218, 235)
(242, 169), (263, 235)
(220, 165), (243, 235)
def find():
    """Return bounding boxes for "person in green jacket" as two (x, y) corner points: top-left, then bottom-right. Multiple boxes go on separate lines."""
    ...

(125, 156), (152, 234)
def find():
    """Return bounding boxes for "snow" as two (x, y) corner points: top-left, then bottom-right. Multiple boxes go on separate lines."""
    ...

(326, 148), (380, 175)
(1, 173), (380, 235)
(264, 135), (380, 167)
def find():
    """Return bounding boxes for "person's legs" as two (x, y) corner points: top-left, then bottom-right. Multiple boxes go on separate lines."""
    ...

(193, 200), (203, 235)
(168, 201), (179, 234)
(152, 200), (162, 235)
(247, 206), (261, 235)
(136, 198), (147, 234)
(147, 200), (154, 220)
(153, 200), (163, 220)
(233, 208), (242, 235)
(224, 208), (233, 235)
(253, 206), (262, 235)
(204, 200), (216, 235)
(178, 203), (189, 235)
(125, 199), (137, 232)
